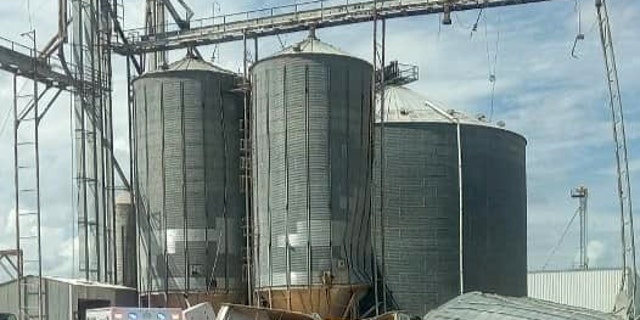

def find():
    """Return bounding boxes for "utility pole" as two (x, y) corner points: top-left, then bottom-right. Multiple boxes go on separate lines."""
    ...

(571, 186), (588, 269)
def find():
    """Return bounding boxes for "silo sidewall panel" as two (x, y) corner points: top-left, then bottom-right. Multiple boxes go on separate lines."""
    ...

(133, 69), (245, 301)
(251, 54), (372, 290)
(461, 125), (527, 296)
(373, 121), (527, 315)
(374, 123), (459, 315)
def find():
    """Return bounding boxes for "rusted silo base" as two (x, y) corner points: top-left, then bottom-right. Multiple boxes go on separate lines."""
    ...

(143, 291), (247, 310)
(256, 285), (369, 319)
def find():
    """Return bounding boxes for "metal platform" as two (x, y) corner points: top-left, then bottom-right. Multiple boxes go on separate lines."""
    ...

(113, 0), (552, 54)
(0, 37), (87, 90)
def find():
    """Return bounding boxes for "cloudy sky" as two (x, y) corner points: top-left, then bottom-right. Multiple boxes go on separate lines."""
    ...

(0, 0), (639, 281)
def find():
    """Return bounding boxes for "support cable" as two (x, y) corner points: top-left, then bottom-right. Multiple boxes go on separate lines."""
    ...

(370, 2), (380, 314)
(0, 104), (11, 138)
(379, 18), (387, 314)
(570, 0), (585, 58)
(483, 15), (500, 121)
(470, 7), (484, 37)
(542, 207), (580, 271)
(25, 0), (34, 30)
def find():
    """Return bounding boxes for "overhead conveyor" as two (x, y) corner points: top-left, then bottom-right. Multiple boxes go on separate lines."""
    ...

(113, 0), (553, 54)
(0, 37), (89, 91)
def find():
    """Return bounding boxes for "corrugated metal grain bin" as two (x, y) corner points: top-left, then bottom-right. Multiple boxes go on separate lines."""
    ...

(373, 85), (527, 315)
(0, 276), (137, 320)
(133, 54), (245, 307)
(251, 31), (373, 318)
(528, 268), (640, 313)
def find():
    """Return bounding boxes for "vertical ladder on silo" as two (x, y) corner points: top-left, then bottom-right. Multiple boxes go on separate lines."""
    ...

(239, 97), (253, 303)
(238, 42), (254, 302)
(12, 68), (46, 320)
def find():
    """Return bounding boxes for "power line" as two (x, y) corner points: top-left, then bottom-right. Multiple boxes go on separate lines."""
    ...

(0, 106), (11, 138)
(483, 15), (500, 121)
(25, 0), (34, 30)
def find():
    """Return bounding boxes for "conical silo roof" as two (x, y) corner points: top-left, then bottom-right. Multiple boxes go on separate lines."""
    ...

(255, 29), (370, 66)
(141, 53), (235, 76)
(277, 31), (351, 56)
(376, 85), (501, 128)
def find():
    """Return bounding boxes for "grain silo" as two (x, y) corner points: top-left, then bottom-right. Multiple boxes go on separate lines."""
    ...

(373, 85), (527, 315)
(115, 192), (136, 288)
(251, 30), (373, 318)
(133, 53), (246, 308)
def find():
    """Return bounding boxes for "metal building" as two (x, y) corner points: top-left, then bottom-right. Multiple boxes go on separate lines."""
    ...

(133, 54), (246, 307)
(528, 268), (640, 314)
(423, 292), (619, 320)
(0, 276), (137, 320)
(373, 85), (527, 315)
(115, 193), (136, 288)
(251, 30), (373, 318)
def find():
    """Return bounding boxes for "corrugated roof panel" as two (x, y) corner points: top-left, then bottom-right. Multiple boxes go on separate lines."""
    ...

(143, 54), (235, 75)
(424, 292), (620, 320)
(255, 30), (370, 68)
(376, 85), (498, 127)
(276, 32), (351, 57)
(528, 268), (639, 314)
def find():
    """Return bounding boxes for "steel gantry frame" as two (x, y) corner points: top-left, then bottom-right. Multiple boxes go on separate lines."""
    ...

(12, 31), (44, 319)
(112, 0), (554, 54)
(0, 4), (132, 317)
(71, 0), (118, 284)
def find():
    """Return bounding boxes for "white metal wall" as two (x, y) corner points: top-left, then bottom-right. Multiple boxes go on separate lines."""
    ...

(0, 277), (137, 320)
(528, 269), (636, 313)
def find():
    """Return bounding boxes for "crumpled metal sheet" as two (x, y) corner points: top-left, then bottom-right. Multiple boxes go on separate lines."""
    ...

(215, 304), (319, 320)
(423, 292), (620, 320)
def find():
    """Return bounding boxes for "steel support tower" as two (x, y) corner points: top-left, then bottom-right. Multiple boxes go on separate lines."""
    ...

(571, 186), (589, 269)
(71, 0), (116, 283)
(595, 0), (636, 318)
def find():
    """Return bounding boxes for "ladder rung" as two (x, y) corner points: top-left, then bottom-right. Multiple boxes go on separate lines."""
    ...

(17, 142), (35, 146)
(20, 236), (38, 240)
(19, 189), (36, 192)
(19, 212), (38, 216)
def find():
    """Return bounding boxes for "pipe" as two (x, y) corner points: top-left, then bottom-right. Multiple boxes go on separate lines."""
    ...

(428, 105), (464, 294)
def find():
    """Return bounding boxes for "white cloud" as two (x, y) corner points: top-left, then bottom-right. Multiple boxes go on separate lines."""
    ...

(0, 208), (77, 282)
(587, 240), (606, 267)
